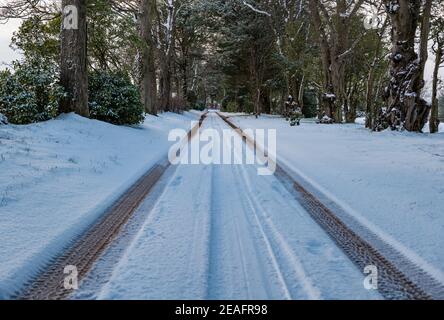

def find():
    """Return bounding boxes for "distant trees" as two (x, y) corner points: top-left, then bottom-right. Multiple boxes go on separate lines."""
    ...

(215, 1), (278, 115)
(0, 0), (442, 133)
(217, 0), (390, 124)
(174, 1), (209, 109)
(308, 0), (366, 123)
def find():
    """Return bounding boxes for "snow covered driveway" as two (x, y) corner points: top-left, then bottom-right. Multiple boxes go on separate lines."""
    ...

(4, 111), (441, 300)
(79, 113), (380, 300)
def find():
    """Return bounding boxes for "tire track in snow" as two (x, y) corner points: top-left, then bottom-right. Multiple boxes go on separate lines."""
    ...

(93, 117), (213, 299)
(235, 164), (321, 300)
(218, 112), (440, 300)
(18, 113), (208, 300)
(206, 114), (273, 299)
(208, 113), (378, 300)
(208, 114), (313, 299)
(221, 117), (320, 300)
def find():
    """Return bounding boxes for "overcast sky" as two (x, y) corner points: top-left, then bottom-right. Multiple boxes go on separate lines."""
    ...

(0, 19), (22, 69)
(0, 18), (442, 99)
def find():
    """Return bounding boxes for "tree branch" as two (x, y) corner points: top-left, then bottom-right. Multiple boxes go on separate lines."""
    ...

(241, 0), (271, 17)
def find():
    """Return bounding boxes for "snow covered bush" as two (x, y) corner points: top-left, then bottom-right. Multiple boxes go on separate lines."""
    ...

(317, 115), (334, 124)
(0, 59), (63, 124)
(88, 71), (144, 125)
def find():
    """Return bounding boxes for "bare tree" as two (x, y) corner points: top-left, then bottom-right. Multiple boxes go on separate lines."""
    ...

(0, 0), (57, 22)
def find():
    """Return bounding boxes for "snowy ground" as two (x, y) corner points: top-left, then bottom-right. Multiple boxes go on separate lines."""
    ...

(229, 114), (444, 286)
(1, 110), (442, 300)
(74, 113), (380, 300)
(0, 111), (201, 298)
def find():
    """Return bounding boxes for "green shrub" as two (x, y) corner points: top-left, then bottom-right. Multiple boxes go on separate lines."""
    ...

(194, 100), (207, 111)
(187, 90), (198, 109)
(226, 101), (239, 112)
(89, 71), (144, 125)
(0, 59), (63, 124)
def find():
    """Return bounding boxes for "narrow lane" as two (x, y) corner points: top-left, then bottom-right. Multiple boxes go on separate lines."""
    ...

(81, 113), (379, 300)
(208, 113), (378, 299)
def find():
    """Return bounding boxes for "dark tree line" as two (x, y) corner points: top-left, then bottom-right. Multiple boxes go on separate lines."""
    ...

(0, 0), (443, 132)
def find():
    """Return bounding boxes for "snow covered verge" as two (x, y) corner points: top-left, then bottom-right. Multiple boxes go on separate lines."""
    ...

(0, 111), (201, 298)
(230, 115), (444, 284)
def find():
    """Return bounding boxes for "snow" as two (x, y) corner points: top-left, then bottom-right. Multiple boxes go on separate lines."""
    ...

(0, 111), (202, 298)
(2, 110), (443, 299)
(0, 113), (7, 125)
(393, 53), (403, 61)
(230, 115), (444, 285)
(422, 122), (444, 133)
(78, 113), (380, 300)
(355, 117), (366, 125)
(404, 91), (417, 98)
(386, 2), (400, 14)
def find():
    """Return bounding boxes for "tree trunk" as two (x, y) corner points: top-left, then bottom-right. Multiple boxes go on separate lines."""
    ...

(309, 0), (334, 120)
(345, 81), (357, 123)
(157, 1), (176, 113)
(298, 74), (305, 113)
(330, 0), (349, 123)
(261, 89), (270, 115)
(418, 0), (433, 84)
(380, 0), (430, 132)
(365, 66), (376, 128)
(366, 21), (387, 129)
(430, 46), (442, 133)
(59, 0), (89, 117)
(160, 64), (172, 112)
(182, 59), (189, 108)
(255, 87), (261, 117)
(139, 0), (157, 115)
(331, 58), (345, 122)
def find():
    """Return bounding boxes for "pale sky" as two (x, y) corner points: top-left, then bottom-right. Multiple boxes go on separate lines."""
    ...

(0, 18), (442, 99)
(0, 18), (22, 69)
